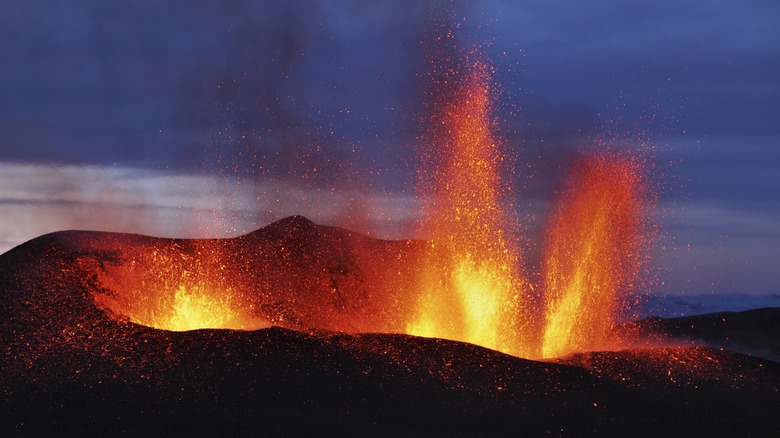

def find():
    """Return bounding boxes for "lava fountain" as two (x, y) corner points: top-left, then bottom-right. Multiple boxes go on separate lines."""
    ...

(403, 47), (653, 359)
(87, 42), (654, 359)
(93, 242), (268, 331)
(541, 155), (650, 358)
(405, 53), (535, 357)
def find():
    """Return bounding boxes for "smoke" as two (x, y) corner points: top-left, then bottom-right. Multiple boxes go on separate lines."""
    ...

(0, 0), (606, 246)
(0, 162), (425, 255)
(0, 0), (443, 250)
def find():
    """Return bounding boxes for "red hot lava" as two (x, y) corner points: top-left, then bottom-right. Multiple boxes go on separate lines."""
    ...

(91, 48), (655, 361)
(403, 48), (653, 359)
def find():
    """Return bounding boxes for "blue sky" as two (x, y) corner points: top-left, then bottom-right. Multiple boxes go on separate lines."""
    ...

(1, 0), (778, 295)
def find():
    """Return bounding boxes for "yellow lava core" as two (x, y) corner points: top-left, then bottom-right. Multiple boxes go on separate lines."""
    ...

(404, 47), (651, 359)
(93, 247), (269, 332)
(163, 283), (260, 331)
(406, 56), (534, 357)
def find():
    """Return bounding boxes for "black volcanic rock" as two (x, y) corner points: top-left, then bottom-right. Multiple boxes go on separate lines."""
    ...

(630, 308), (780, 362)
(1, 217), (779, 436)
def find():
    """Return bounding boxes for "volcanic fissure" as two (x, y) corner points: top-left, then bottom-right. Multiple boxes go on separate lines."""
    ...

(91, 49), (653, 360)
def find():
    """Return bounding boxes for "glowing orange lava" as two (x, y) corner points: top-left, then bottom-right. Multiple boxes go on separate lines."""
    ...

(405, 55), (535, 357)
(541, 155), (649, 358)
(93, 244), (268, 331)
(87, 44), (654, 359)
(403, 48), (652, 359)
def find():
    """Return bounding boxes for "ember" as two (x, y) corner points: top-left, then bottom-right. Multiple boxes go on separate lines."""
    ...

(93, 243), (268, 331)
(406, 54), (533, 357)
(404, 48), (652, 359)
(541, 154), (650, 358)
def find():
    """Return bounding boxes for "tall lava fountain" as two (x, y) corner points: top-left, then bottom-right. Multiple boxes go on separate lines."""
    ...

(404, 45), (653, 359)
(406, 53), (535, 357)
(541, 155), (650, 358)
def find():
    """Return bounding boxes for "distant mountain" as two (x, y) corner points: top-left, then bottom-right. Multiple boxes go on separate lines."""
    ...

(630, 308), (780, 363)
(636, 292), (780, 318)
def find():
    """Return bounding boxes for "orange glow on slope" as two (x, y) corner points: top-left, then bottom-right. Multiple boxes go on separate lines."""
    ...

(84, 44), (654, 357)
(93, 245), (268, 331)
(541, 155), (649, 358)
(405, 56), (534, 357)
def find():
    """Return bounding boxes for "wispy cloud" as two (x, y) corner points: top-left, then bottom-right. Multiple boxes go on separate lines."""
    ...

(0, 163), (422, 254)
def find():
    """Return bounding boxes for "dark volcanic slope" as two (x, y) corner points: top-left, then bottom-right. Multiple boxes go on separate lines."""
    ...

(1, 217), (779, 436)
(14, 215), (428, 334)
(633, 308), (780, 362)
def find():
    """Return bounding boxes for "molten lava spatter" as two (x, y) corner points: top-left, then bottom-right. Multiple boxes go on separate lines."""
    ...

(86, 43), (653, 359)
(406, 55), (534, 357)
(93, 243), (268, 331)
(541, 155), (649, 358)
(403, 43), (654, 359)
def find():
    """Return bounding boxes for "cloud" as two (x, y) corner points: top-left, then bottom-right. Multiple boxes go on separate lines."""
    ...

(0, 163), (423, 255)
(1, 1), (778, 296)
(0, 0), (434, 185)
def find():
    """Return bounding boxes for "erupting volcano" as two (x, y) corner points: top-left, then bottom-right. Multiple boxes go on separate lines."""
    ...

(81, 52), (652, 361)
(403, 50), (651, 360)
(2, 32), (778, 438)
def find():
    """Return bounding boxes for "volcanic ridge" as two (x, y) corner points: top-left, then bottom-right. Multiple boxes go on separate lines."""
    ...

(1, 216), (778, 436)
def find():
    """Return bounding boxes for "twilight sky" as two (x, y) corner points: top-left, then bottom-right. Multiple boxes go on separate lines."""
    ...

(1, 0), (778, 296)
